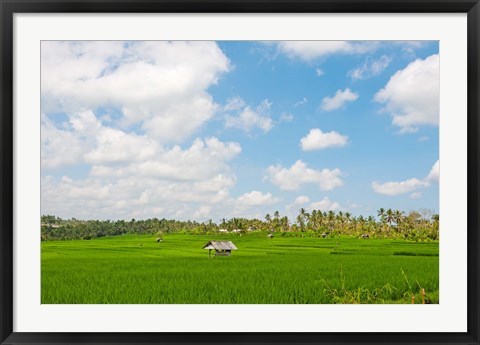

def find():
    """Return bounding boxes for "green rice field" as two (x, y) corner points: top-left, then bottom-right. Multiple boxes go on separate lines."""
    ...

(41, 233), (439, 304)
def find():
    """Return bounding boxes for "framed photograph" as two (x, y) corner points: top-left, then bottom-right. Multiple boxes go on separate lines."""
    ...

(1, 1), (479, 344)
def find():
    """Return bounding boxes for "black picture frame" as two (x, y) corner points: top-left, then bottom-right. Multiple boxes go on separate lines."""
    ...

(1, 1), (479, 344)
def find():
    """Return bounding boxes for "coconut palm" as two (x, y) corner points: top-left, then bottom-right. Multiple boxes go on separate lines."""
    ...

(393, 210), (404, 230)
(265, 213), (272, 231)
(296, 208), (309, 232)
(377, 208), (386, 223)
(385, 209), (394, 227)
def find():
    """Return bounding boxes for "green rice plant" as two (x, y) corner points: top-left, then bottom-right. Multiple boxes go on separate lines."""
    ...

(42, 234), (439, 304)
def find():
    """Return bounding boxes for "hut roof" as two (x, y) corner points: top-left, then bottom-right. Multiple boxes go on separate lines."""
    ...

(203, 240), (238, 250)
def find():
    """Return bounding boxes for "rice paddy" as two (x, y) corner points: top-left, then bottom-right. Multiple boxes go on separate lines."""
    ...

(41, 233), (439, 304)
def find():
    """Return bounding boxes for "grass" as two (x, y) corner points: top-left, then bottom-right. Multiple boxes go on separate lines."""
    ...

(41, 233), (439, 304)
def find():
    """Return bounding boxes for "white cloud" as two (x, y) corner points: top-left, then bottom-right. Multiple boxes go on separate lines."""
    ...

(193, 206), (212, 219)
(274, 41), (377, 61)
(321, 88), (359, 111)
(68, 111), (160, 165)
(43, 109), (158, 169)
(426, 160), (439, 183)
(395, 41), (430, 55)
(237, 191), (279, 206)
(279, 113), (294, 123)
(41, 41), (231, 144)
(349, 55), (392, 80)
(225, 99), (274, 133)
(41, 42), (281, 221)
(300, 128), (348, 151)
(42, 169), (240, 222)
(42, 110), (244, 221)
(315, 68), (324, 76)
(372, 178), (429, 196)
(294, 97), (308, 107)
(294, 195), (310, 205)
(107, 137), (241, 182)
(266, 160), (343, 191)
(374, 54), (439, 133)
(42, 110), (243, 177)
(224, 96), (246, 111)
(41, 115), (87, 169)
(310, 197), (342, 212)
(409, 192), (422, 199)
(372, 160), (439, 195)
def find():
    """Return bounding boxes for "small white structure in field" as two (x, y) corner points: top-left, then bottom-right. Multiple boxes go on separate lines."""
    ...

(218, 229), (228, 233)
(321, 233), (327, 238)
(267, 233), (274, 239)
(232, 229), (242, 233)
(203, 240), (238, 258)
(361, 234), (370, 239)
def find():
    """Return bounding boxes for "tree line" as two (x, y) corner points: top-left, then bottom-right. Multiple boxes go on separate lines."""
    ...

(41, 207), (439, 241)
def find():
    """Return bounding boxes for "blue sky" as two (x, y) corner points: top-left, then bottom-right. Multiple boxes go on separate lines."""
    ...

(41, 41), (439, 221)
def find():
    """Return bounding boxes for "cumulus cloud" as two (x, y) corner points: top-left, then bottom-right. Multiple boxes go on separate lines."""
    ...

(237, 191), (279, 206)
(372, 178), (429, 196)
(349, 55), (392, 80)
(41, 41), (231, 144)
(372, 160), (439, 195)
(42, 110), (158, 169)
(41, 115), (87, 169)
(91, 137), (241, 182)
(321, 88), (359, 111)
(42, 166), (242, 222)
(300, 128), (348, 151)
(266, 160), (343, 191)
(42, 109), (243, 179)
(274, 41), (377, 61)
(374, 54), (439, 133)
(294, 195), (310, 205)
(426, 160), (440, 183)
(310, 197), (342, 212)
(41, 110), (244, 220)
(41, 174), (238, 221)
(41, 41), (271, 221)
(225, 98), (274, 133)
(193, 206), (212, 219)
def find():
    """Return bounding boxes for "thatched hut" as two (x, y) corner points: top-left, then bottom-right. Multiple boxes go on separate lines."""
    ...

(203, 240), (238, 257)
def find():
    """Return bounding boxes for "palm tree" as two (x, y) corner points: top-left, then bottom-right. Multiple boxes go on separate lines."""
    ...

(344, 212), (352, 233)
(327, 211), (336, 232)
(377, 208), (386, 223)
(281, 216), (290, 232)
(310, 210), (319, 231)
(393, 210), (404, 231)
(385, 209), (394, 228)
(265, 213), (272, 231)
(376, 209), (386, 235)
(273, 211), (280, 232)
